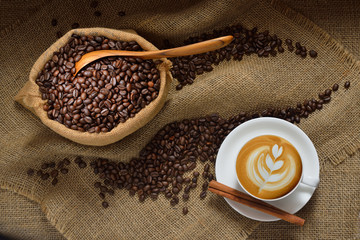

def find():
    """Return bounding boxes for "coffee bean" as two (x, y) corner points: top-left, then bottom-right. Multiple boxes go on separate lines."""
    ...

(56, 31), (62, 38)
(71, 23), (80, 29)
(344, 81), (350, 89)
(204, 163), (210, 172)
(200, 191), (207, 199)
(60, 168), (68, 174)
(51, 178), (58, 186)
(309, 50), (318, 58)
(100, 186), (108, 193)
(182, 207), (189, 215)
(94, 182), (101, 188)
(78, 161), (87, 168)
(50, 170), (58, 178)
(37, 170), (43, 176)
(41, 163), (49, 169)
(176, 175), (183, 183)
(27, 168), (35, 176)
(102, 201), (109, 208)
(49, 162), (56, 168)
(99, 193), (105, 199)
(118, 11), (126, 16)
(41, 173), (50, 180)
(75, 156), (82, 164)
(323, 96), (331, 103)
(90, 0), (98, 8)
(202, 182), (208, 191)
(172, 187), (179, 194)
(51, 19), (57, 26)
(94, 11), (101, 17)
(332, 83), (339, 91)
(285, 39), (292, 45)
(325, 89), (332, 96)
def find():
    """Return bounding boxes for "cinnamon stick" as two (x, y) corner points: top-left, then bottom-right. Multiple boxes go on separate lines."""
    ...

(208, 180), (305, 226)
(209, 180), (281, 211)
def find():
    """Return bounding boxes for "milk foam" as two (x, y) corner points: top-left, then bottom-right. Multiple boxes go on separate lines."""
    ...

(236, 135), (302, 199)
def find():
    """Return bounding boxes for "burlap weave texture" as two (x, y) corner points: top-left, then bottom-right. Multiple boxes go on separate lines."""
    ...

(0, 0), (359, 239)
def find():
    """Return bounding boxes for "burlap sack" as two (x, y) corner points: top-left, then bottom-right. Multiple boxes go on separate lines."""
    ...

(14, 28), (172, 146)
(1, 0), (359, 239)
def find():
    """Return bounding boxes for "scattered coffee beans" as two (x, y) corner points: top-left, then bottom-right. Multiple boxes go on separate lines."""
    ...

(36, 34), (161, 133)
(168, 25), (318, 90)
(27, 157), (72, 185)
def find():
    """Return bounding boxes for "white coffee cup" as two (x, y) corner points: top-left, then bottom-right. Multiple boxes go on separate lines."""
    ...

(233, 118), (319, 202)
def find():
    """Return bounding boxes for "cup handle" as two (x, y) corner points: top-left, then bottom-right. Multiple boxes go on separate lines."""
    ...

(301, 175), (319, 188)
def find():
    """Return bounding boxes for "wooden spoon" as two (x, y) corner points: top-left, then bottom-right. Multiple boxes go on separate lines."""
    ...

(74, 35), (233, 76)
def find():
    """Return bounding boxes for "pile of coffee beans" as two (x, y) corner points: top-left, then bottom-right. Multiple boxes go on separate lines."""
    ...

(35, 34), (161, 133)
(27, 79), (351, 215)
(168, 25), (318, 90)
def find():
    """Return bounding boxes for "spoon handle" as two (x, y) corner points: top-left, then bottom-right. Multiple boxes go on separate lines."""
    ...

(74, 35), (233, 75)
(141, 35), (233, 59)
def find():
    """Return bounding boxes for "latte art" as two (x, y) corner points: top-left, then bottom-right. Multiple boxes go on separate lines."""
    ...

(236, 135), (302, 199)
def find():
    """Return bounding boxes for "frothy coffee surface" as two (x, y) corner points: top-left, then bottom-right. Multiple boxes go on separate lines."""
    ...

(236, 135), (302, 199)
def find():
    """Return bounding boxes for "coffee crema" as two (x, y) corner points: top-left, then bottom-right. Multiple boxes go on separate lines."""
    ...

(236, 135), (302, 199)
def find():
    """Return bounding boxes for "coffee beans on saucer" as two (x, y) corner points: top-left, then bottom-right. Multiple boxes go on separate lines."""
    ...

(36, 34), (161, 133)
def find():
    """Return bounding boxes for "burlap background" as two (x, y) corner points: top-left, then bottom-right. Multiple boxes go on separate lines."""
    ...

(14, 28), (172, 146)
(0, 0), (359, 239)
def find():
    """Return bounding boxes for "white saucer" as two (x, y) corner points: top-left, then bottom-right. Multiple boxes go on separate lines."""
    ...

(215, 117), (319, 221)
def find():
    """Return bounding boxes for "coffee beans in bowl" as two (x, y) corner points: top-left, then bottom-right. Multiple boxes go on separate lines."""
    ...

(15, 28), (172, 146)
